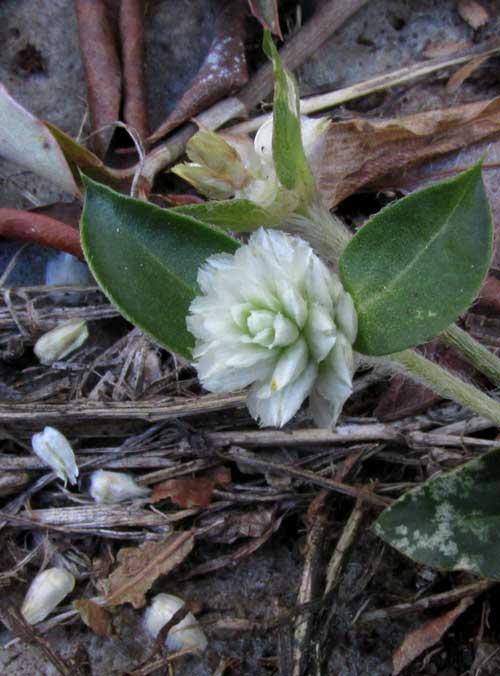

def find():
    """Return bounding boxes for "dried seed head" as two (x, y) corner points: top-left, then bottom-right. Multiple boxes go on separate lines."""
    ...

(143, 593), (207, 652)
(21, 567), (75, 624)
(89, 470), (150, 504)
(34, 318), (88, 365)
(31, 426), (79, 485)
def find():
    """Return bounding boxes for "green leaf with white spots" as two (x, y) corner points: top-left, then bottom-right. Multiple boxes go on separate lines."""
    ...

(374, 447), (500, 579)
(339, 163), (493, 355)
(80, 177), (238, 359)
(262, 31), (315, 200)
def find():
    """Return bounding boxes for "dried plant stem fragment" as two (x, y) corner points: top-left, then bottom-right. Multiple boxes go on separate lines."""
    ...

(0, 209), (82, 258)
(120, 0), (149, 143)
(75, 0), (122, 156)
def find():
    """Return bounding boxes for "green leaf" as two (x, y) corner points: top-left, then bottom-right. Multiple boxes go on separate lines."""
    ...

(339, 164), (493, 355)
(262, 31), (315, 200)
(80, 177), (238, 358)
(374, 447), (500, 579)
(172, 199), (276, 230)
(46, 123), (125, 190)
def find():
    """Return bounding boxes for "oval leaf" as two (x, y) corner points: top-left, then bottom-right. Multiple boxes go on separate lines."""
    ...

(339, 164), (492, 355)
(172, 199), (276, 230)
(374, 447), (500, 579)
(81, 177), (238, 358)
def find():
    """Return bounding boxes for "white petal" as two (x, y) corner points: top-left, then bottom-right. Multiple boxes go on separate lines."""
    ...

(304, 256), (336, 309)
(21, 568), (75, 625)
(276, 280), (307, 328)
(31, 427), (79, 485)
(309, 387), (343, 429)
(197, 348), (275, 392)
(34, 318), (88, 365)
(316, 335), (354, 401)
(144, 594), (207, 652)
(247, 310), (274, 335)
(335, 292), (358, 345)
(271, 313), (299, 347)
(270, 338), (308, 392)
(254, 117), (273, 164)
(197, 253), (235, 293)
(89, 470), (150, 504)
(247, 362), (317, 427)
(305, 303), (337, 363)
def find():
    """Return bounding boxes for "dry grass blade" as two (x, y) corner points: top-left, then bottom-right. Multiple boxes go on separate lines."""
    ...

(98, 530), (194, 607)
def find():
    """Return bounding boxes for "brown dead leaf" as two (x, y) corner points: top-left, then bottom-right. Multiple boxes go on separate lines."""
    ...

(393, 598), (472, 675)
(148, 0), (248, 143)
(74, 599), (113, 637)
(318, 97), (500, 208)
(477, 276), (500, 316)
(457, 0), (489, 30)
(200, 508), (276, 544)
(149, 467), (231, 508)
(98, 530), (194, 608)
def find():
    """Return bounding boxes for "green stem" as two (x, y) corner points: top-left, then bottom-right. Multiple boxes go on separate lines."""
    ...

(383, 349), (500, 426)
(441, 324), (500, 386)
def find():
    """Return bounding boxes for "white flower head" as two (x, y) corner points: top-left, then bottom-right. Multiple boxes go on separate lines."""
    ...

(143, 593), (207, 652)
(187, 229), (357, 428)
(21, 567), (75, 624)
(89, 470), (150, 504)
(31, 426), (79, 485)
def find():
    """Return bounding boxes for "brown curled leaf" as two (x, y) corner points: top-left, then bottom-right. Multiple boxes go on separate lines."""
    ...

(98, 530), (194, 608)
(247, 0), (282, 39)
(317, 97), (500, 208)
(74, 599), (113, 636)
(75, 0), (122, 156)
(149, 467), (231, 508)
(0, 209), (83, 259)
(148, 0), (248, 143)
(119, 0), (149, 143)
(393, 598), (473, 675)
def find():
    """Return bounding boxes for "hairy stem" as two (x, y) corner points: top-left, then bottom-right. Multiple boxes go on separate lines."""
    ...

(380, 349), (500, 426)
(442, 323), (500, 386)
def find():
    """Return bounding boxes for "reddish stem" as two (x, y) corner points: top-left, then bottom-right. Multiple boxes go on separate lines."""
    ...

(0, 209), (83, 259)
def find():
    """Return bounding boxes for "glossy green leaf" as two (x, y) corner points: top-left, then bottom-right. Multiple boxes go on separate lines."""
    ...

(339, 164), (492, 355)
(374, 447), (500, 579)
(80, 177), (238, 358)
(172, 199), (276, 230)
(262, 31), (315, 200)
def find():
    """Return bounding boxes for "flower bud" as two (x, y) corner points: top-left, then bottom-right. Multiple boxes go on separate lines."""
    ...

(34, 318), (88, 365)
(89, 470), (150, 504)
(171, 130), (249, 200)
(21, 568), (75, 624)
(187, 229), (357, 429)
(31, 426), (79, 485)
(143, 593), (207, 652)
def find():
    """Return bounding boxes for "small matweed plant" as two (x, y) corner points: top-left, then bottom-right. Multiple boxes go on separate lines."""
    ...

(79, 30), (500, 579)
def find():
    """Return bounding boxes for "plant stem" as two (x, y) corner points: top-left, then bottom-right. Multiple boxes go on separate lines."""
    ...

(441, 323), (500, 386)
(383, 349), (500, 426)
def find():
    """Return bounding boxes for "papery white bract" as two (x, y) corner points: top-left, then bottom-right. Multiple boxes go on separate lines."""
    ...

(34, 318), (88, 365)
(187, 229), (357, 428)
(21, 567), (75, 624)
(144, 593), (208, 652)
(31, 426), (79, 485)
(89, 469), (150, 504)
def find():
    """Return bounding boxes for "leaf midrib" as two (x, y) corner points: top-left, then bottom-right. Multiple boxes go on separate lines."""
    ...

(357, 173), (474, 314)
